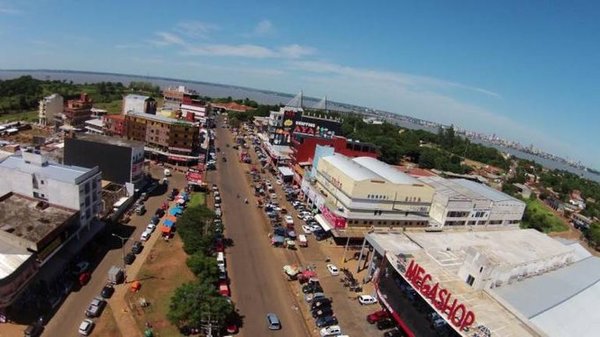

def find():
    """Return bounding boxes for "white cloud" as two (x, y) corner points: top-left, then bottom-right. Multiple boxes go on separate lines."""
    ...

(182, 44), (277, 58)
(278, 44), (315, 59)
(175, 21), (218, 39)
(153, 32), (185, 46)
(245, 19), (274, 37)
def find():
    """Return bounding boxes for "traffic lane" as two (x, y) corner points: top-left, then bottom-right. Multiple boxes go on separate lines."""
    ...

(41, 170), (178, 337)
(214, 128), (309, 337)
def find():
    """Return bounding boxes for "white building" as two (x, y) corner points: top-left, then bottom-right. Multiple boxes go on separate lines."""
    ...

(122, 94), (156, 114)
(38, 93), (64, 125)
(419, 176), (526, 229)
(0, 149), (102, 229)
(310, 154), (434, 235)
(365, 229), (598, 337)
(181, 104), (208, 123)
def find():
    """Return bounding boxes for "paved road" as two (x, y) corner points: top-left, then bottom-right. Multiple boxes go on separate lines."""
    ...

(209, 125), (311, 337)
(41, 166), (186, 337)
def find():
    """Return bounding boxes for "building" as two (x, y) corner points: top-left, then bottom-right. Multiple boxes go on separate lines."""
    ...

(122, 94), (157, 115)
(163, 86), (186, 110)
(63, 93), (93, 127)
(268, 108), (342, 146)
(212, 101), (255, 113)
(0, 193), (79, 308)
(309, 154), (434, 236)
(364, 229), (600, 337)
(125, 110), (200, 162)
(64, 134), (145, 186)
(38, 93), (63, 126)
(0, 149), (102, 228)
(419, 176), (526, 229)
(83, 118), (104, 134)
(102, 114), (126, 137)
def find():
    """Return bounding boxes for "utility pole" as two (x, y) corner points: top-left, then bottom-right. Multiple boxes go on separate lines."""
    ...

(112, 233), (128, 269)
(341, 236), (351, 264)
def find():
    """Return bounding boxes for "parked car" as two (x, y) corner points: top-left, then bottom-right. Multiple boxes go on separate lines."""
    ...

(266, 313), (281, 330)
(377, 318), (396, 330)
(311, 299), (333, 311)
(146, 223), (156, 233)
(326, 264), (340, 276)
(131, 241), (143, 254)
(72, 261), (90, 275)
(135, 204), (146, 215)
(78, 319), (94, 336)
(358, 295), (378, 305)
(140, 229), (152, 241)
(304, 292), (326, 303)
(100, 284), (114, 298)
(384, 328), (405, 337)
(124, 253), (136, 265)
(312, 307), (334, 318)
(85, 297), (106, 318)
(284, 215), (294, 225)
(320, 325), (342, 337)
(367, 309), (390, 324)
(315, 315), (338, 328)
(303, 283), (323, 294)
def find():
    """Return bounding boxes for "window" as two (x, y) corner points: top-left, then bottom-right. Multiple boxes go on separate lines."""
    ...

(479, 267), (484, 273)
(466, 275), (475, 286)
(85, 182), (90, 194)
(85, 196), (90, 207)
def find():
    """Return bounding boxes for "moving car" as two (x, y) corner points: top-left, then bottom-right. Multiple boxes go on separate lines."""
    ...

(358, 295), (378, 305)
(266, 313), (281, 330)
(78, 319), (94, 336)
(367, 309), (390, 324)
(85, 297), (106, 318)
(320, 325), (342, 337)
(315, 315), (338, 328)
(326, 264), (340, 276)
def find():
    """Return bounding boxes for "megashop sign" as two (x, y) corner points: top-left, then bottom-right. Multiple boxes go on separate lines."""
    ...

(405, 260), (475, 331)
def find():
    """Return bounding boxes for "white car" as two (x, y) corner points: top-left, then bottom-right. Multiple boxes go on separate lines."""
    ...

(326, 264), (340, 276)
(298, 211), (312, 219)
(140, 229), (152, 241)
(309, 224), (322, 232)
(284, 215), (294, 225)
(146, 223), (156, 232)
(270, 193), (278, 200)
(320, 325), (342, 337)
(78, 318), (94, 336)
(358, 295), (378, 305)
(302, 225), (313, 234)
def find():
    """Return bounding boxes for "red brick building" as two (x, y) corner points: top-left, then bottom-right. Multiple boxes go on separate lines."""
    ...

(63, 93), (93, 127)
(291, 135), (378, 166)
(102, 114), (126, 137)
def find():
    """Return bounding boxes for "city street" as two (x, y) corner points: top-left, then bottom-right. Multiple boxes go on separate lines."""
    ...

(41, 166), (187, 337)
(209, 126), (311, 337)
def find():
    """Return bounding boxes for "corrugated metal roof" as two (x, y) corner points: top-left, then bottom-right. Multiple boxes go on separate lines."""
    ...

(494, 256), (600, 319)
(452, 178), (522, 202)
(0, 155), (92, 183)
(0, 244), (32, 279)
(321, 154), (378, 181)
(352, 157), (420, 185)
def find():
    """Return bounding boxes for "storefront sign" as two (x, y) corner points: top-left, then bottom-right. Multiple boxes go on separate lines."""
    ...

(405, 260), (475, 330)
(320, 206), (347, 229)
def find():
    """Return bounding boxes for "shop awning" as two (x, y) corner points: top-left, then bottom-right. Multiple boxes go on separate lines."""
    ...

(169, 208), (182, 215)
(164, 219), (174, 227)
(314, 214), (333, 232)
(161, 225), (172, 233)
(278, 166), (294, 177)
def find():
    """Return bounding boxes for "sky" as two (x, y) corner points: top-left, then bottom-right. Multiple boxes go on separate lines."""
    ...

(1, 0), (599, 168)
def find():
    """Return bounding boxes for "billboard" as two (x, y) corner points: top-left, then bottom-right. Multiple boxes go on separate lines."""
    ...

(64, 138), (132, 184)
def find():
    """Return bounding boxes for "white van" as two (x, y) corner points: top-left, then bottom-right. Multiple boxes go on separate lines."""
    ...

(164, 169), (171, 177)
(216, 252), (225, 267)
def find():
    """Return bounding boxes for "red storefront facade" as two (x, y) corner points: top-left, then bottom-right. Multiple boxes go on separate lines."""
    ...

(290, 135), (378, 166)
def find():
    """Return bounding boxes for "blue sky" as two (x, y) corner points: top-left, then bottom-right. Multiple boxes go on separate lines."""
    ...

(1, 0), (599, 168)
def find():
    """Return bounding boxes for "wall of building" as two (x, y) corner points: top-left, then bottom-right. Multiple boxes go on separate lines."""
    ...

(38, 94), (63, 125)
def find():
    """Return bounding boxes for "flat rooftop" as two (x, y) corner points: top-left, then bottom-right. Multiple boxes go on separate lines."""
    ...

(419, 176), (523, 204)
(0, 155), (94, 184)
(0, 193), (77, 245)
(72, 133), (145, 148)
(126, 110), (197, 126)
(367, 229), (578, 337)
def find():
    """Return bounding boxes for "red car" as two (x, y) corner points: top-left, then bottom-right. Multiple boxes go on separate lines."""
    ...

(219, 281), (230, 297)
(79, 272), (92, 286)
(367, 309), (390, 324)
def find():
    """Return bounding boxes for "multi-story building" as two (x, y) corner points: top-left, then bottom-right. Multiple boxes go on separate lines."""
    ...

(38, 93), (63, 126)
(64, 134), (145, 186)
(163, 86), (186, 110)
(63, 93), (93, 127)
(309, 154), (434, 237)
(419, 176), (526, 229)
(0, 149), (102, 310)
(0, 149), (102, 228)
(364, 229), (599, 337)
(267, 108), (342, 146)
(125, 111), (200, 161)
(102, 114), (126, 137)
(122, 94), (157, 115)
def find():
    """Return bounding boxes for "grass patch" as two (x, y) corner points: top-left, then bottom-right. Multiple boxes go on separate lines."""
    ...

(188, 192), (206, 208)
(521, 198), (569, 233)
(0, 110), (38, 122)
(125, 234), (196, 337)
(94, 100), (123, 114)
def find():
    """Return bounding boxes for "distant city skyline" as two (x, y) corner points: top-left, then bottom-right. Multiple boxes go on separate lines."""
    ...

(0, 0), (598, 168)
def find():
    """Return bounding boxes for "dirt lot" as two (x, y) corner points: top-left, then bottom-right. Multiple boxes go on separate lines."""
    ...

(91, 306), (122, 337)
(124, 227), (196, 336)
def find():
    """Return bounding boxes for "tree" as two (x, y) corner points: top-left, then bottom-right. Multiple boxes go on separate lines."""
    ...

(586, 223), (600, 250)
(418, 149), (438, 169)
(167, 280), (234, 328)
(186, 252), (219, 282)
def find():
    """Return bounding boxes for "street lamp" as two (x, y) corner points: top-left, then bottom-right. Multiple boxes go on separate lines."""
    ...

(112, 233), (128, 269)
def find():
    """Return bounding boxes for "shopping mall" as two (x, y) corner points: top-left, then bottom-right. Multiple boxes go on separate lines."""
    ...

(362, 229), (600, 337)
